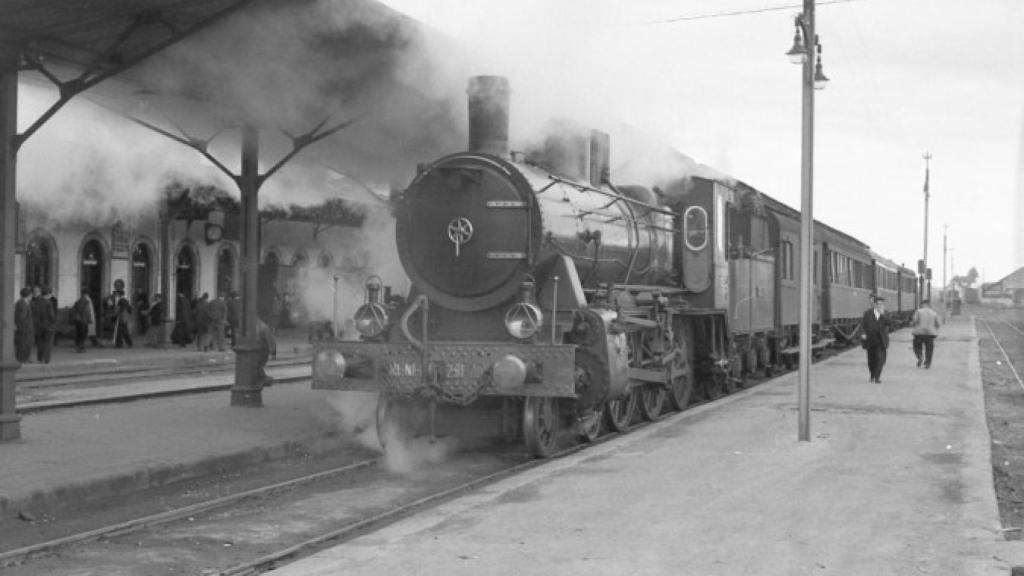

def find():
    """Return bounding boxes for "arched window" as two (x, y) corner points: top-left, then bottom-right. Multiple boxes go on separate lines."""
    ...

(683, 206), (709, 251)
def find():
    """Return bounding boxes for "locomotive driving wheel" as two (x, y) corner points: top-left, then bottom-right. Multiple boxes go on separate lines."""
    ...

(666, 339), (693, 412)
(523, 396), (560, 458)
(577, 409), (602, 443)
(638, 384), (665, 421)
(604, 390), (637, 432)
(628, 331), (665, 422)
(376, 393), (430, 452)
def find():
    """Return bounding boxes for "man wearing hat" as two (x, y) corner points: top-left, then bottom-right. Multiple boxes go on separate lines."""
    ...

(860, 295), (890, 383)
(911, 299), (941, 368)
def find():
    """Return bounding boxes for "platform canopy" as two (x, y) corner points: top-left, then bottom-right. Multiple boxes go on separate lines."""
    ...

(0, 0), (253, 71)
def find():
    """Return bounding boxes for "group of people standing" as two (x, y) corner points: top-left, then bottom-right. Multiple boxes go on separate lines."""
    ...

(859, 295), (943, 383)
(14, 285), (58, 364)
(69, 287), (147, 352)
(171, 291), (241, 352)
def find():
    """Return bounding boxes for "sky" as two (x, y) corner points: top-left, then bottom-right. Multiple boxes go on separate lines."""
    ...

(379, 0), (1024, 284)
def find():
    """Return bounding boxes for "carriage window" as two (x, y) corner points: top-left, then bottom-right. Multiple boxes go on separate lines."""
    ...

(683, 206), (708, 251)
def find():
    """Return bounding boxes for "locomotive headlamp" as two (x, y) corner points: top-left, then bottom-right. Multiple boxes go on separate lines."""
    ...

(314, 350), (347, 379)
(504, 277), (544, 340)
(354, 303), (389, 338)
(491, 354), (527, 390)
(354, 275), (389, 338)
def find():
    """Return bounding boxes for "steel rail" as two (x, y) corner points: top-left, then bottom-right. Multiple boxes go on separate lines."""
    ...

(18, 358), (309, 388)
(999, 318), (1024, 338)
(0, 459), (376, 568)
(18, 371), (311, 414)
(981, 318), (1024, 394)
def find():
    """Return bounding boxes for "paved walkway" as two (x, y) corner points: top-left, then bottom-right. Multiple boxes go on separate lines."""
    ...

(0, 329), (329, 519)
(276, 316), (1024, 575)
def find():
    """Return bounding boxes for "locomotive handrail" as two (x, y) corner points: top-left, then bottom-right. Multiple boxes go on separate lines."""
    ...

(401, 294), (430, 351)
(546, 175), (678, 217)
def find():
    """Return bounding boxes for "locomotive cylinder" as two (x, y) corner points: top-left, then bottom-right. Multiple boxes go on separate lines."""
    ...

(467, 75), (510, 158)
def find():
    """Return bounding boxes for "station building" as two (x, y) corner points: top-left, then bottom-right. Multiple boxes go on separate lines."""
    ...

(14, 181), (395, 340)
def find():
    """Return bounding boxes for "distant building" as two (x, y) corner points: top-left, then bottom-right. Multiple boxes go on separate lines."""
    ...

(995, 267), (1024, 303)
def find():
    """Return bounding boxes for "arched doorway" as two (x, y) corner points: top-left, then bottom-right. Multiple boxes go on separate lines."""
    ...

(132, 243), (152, 301)
(176, 245), (196, 303)
(217, 247), (235, 297)
(25, 233), (55, 291)
(80, 239), (105, 314)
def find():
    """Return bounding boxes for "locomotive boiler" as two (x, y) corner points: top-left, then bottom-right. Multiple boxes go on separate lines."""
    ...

(313, 76), (716, 457)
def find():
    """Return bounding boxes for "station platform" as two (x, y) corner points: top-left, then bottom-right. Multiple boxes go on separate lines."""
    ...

(3, 317), (1023, 574)
(0, 329), (333, 520)
(274, 316), (1024, 576)
(16, 328), (315, 380)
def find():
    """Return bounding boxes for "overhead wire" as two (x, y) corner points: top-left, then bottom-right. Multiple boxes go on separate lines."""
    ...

(640, 0), (865, 25)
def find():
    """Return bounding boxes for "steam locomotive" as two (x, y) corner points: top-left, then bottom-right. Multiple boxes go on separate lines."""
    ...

(312, 76), (918, 457)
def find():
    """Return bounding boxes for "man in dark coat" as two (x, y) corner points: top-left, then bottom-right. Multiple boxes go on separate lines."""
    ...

(32, 286), (56, 363)
(860, 295), (891, 383)
(113, 290), (133, 348)
(71, 286), (94, 352)
(171, 292), (193, 346)
(14, 287), (35, 363)
(194, 292), (211, 352)
(209, 293), (228, 352)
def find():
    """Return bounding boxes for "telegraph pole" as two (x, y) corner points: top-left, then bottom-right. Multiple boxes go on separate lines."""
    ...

(922, 152), (932, 301)
(942, 224), (948, 318)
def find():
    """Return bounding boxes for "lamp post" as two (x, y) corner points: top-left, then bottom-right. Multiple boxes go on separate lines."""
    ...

(786, 0), (828, 442)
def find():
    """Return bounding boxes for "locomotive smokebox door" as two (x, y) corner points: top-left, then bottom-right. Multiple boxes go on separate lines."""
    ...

(397, 155), (541, 313)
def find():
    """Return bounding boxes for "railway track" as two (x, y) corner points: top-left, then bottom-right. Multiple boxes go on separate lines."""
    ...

(0, 415), (644, 574)
(0, 376), (774, 575)
(979, 317), (1024, 394)
(0, 339), (842, 574)
(16, 359), (311, 414)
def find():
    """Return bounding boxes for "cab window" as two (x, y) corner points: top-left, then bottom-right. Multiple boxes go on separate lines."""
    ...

(684, 206), (708, 251)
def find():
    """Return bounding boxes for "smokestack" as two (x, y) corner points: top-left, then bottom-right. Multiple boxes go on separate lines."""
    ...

(467, 75), (510, 157)
(589, 129), (610, 186)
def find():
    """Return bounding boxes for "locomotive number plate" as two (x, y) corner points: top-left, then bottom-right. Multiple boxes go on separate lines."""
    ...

(384, 360), (486, 380)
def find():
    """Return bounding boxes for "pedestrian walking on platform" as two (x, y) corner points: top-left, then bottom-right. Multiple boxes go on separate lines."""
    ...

(911, 299), (941, 369)
(14, 287), (35, 363)
(71, 286), (95, 352)
(32, 286), (56, 363)
(860, 295), (890, 383)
